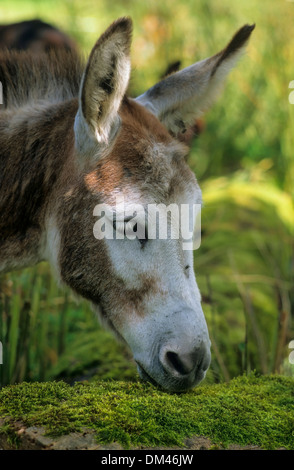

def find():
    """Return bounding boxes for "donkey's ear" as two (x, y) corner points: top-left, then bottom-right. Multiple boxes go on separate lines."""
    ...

(136, 24), (255, 137)
(75, 17), (132, 151)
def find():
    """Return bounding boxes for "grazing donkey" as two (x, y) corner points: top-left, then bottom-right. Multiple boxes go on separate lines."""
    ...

(0, 19), (77, 53)
(0, 18), (254, 392)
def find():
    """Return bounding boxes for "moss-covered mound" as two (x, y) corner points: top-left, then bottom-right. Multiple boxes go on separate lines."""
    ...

(0, 373), (293, 450)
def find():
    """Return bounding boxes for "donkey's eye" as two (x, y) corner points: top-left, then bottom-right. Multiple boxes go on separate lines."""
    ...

(112, 219), (127, 238)
(112, 218), (130, 231)
(133, 223), (148, 248)
(112, 220), (148, 247)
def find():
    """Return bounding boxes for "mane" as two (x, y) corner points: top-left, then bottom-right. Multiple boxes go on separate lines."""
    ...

(0, 48), (84, 108)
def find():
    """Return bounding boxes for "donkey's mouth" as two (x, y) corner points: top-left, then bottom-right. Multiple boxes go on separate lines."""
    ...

(136, 362), (159, 388)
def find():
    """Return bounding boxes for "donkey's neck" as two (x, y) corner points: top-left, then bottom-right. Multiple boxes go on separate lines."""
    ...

(0, 99), (78, 272)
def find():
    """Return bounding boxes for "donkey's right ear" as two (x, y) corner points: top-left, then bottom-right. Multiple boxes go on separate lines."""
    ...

(74, 18), (132, 157)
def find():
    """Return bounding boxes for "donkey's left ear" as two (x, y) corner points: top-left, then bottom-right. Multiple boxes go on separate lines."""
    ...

(75, 17), (132, 154)
(136, 24), (255, 138)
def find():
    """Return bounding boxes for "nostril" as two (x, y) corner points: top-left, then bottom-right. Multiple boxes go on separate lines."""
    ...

(164, 350), (197, 376)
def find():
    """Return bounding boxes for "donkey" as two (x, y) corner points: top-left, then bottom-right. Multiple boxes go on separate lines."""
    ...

(0, 18), (254, 392)
(0, 19), (77, 54)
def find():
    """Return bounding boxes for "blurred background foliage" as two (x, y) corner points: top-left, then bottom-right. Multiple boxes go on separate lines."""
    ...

(0, 0), (293, 386)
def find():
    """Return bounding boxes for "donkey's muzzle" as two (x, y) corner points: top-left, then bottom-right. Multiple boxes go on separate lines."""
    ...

(158, 339), (211, 391)
(132, 306), (211, 392)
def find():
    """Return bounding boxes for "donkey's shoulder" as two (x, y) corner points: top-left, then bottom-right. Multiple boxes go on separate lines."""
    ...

(0, 47), (84, 108)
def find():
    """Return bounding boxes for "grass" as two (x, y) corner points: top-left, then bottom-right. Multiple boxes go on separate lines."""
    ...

(0, 264), (138, 387)
(0, 0), (293, 386)
(0, 373), (293, 449)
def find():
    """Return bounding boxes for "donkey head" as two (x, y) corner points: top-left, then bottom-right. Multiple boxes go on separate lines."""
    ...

(51, 18), (254, 392)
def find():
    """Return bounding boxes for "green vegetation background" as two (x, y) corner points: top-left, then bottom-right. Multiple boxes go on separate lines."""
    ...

(0, 0), (293, 388)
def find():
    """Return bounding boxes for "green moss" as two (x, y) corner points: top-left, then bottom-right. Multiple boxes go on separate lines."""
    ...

(0, 373), (293, 449)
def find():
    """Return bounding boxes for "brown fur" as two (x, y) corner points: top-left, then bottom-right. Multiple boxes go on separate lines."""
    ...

(0, 19), (77, 53)
(85, 98), (188, 197)
(0, 47), (82, 108)
(0, 47), (81, 257)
